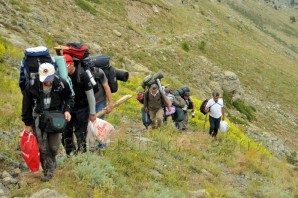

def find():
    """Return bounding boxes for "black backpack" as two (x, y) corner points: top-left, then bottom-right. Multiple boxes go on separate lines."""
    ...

(19, 46), (55, 93)
(199, 99), (209, 115)
(87, 55), (118, 93)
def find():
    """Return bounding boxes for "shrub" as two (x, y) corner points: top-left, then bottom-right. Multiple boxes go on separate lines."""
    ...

(182, 42), (190, 52)
(75, 0), (97, 15)
(198, 41), (206, 51)
(290, 16), (296, 23)
(232, 100), (256, 121)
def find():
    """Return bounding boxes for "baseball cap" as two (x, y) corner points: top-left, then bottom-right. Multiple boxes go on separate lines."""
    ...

(63, 54), (73, 64)
(39, 63), (55, 82)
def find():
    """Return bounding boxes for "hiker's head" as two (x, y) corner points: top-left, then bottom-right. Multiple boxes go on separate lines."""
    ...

(212, 92), (220, 101)
(64, 54), (74, 74)
(164, 88), (170, 95)
(150, 84), (158, 94)
(183, 92), (190, 99)
(39, 63), (55, 84)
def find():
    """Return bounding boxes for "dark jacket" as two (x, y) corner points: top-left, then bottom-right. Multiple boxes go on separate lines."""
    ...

(22, 75), (74, 126)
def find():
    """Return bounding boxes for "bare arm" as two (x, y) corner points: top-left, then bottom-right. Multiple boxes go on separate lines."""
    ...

(103, 83), (113, 113)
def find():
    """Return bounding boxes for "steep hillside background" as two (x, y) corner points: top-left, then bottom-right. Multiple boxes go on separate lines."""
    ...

(0, 0), (297, 197)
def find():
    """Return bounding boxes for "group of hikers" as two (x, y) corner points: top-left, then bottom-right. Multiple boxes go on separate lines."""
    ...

(139, 81), (225, 137)
(20, 44), (117, 181)
(19, 44), (225, 182)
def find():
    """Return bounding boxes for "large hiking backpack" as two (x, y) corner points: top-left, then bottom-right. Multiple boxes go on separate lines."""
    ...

(199, 99), (209, 115)
(87, 55), (118, 93)
(174, 86), (190, 96)
(19, 46), (54, 93)
(141, 72), (163, 89)
(63, 43), (90, 59)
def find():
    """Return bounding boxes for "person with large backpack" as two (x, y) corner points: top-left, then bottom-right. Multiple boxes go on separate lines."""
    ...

(92, 67), (113, 117)
(143, 84), (170, 129)
(21, 63), (74, 182)
(19, 46), (55, 94)
(62, 54), (97, 155)
(205, 92), (225, 138)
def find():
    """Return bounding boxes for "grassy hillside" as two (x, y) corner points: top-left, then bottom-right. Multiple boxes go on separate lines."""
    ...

(0, 0), (298, 197)
(5, 75), (298, 197)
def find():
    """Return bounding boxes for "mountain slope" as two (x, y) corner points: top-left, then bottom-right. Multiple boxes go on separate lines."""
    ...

(0, 0), (298, 197)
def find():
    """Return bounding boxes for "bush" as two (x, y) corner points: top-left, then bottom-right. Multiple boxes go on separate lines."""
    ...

(75, 0), (97, 15)
(198, 41), (206, 51)
(290, 16), (296, 23)
(232, 100), (256, 121)
(182, 42), (190, 52)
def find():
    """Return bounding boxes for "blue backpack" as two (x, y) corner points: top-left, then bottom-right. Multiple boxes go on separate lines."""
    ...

(19, 46), (55, 93)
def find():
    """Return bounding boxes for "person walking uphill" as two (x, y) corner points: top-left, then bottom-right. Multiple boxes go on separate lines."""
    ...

(62, 54), (97, 155)
(21, 63), (74, 182)
(144, 84), (170, 129)
(205, 92), (225, 138)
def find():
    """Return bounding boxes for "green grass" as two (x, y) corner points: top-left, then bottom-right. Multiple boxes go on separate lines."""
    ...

(75, 0), (98, 15)
(1, 0), (298, 197)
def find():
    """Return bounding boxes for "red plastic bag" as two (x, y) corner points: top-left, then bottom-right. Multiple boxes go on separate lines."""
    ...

(20, 130), (40, 172)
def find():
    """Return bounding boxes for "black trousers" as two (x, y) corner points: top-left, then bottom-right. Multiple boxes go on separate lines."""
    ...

(62, 107), (89, 154)
(209, 115), (221, 137)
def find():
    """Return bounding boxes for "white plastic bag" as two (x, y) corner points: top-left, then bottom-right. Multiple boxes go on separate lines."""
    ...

(219, 121), (230, 133)
(87, 118), (115, 144)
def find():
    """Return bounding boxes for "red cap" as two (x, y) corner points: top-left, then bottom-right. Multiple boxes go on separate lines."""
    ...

(63, 54), (73, 63)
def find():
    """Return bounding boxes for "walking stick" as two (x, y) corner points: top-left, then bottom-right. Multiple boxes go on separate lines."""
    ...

(96, 95), (132, 118)
(203, 113), (208, 132)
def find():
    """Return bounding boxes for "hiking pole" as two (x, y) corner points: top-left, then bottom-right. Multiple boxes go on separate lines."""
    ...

(203, 113), (208, 132)
(96, 95), (132, 118)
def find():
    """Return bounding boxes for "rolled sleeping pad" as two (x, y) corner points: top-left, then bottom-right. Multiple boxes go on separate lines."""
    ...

(174, 86), (190, 96)
(54, 56), (75, 96)
(115, 69), (129, 82)
(54, 56), (68, 80)
(147, 71), (163, 85)
(156, 79), (170, 108)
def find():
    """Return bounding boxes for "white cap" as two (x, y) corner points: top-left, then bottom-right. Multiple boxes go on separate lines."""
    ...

(39, 63), (55, 82)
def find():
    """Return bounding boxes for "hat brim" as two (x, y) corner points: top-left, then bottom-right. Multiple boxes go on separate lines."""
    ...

(40, 74), (54, 82)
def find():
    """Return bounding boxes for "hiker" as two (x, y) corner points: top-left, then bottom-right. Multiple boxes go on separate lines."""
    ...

(21, 63), (74, 181)
(163, 88), (175, 123)
(144, 83), (170, 129)
(93, 68), (114, 149)
(180, 92), (195, 131)
(205, 92), (225, 138)
(62, 54), (97, 155)
(93, 68), (113, 117)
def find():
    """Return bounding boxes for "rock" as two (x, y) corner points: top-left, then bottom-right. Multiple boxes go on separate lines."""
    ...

(152, 5), (159, 13)
(1, 171), (11, 179)
(30, 188), (68, 198)
(0, 183), (7, 194)
(2, 177), (11, 186)
(113, 29), (122, 37)
(189, 189), (209, 198)
(0, 189), (5, 196)
(10, 178), (19, 185)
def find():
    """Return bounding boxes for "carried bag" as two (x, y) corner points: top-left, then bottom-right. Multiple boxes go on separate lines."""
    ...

(165, 106), (176, 116)
(219, 121), (230, 133)
(20, 130), (40, 172)
(39, 111), (67, 133)
(87, 118), (115, 144)
(173, 107), (185, 122)
(141, 107), (151, 128)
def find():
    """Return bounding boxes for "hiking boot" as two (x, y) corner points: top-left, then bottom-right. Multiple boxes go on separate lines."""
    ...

(98, 143), (106, 150)
(41, 172), (53, 182)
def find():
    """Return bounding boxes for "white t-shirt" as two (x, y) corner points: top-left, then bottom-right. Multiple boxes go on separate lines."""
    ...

(206, 98), (224, 118)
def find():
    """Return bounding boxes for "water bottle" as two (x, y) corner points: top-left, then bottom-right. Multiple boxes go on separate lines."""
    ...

(86, 69), (96, 86)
